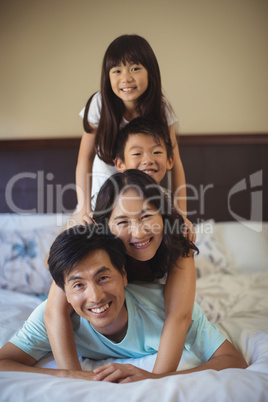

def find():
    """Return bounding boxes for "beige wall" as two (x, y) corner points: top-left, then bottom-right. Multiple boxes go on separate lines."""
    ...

(0, 0), (267, 140)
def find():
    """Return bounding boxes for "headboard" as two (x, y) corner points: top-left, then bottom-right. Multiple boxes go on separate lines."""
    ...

(1, 134), (267, 222)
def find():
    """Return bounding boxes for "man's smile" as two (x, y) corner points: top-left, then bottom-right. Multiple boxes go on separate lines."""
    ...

(89, 302), (111, 315)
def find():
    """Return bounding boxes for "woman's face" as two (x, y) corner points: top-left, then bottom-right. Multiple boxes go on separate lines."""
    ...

(108, 188), (163, 261)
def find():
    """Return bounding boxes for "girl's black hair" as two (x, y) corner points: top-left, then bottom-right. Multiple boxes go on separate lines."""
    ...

(83, 34), (171, 165)
(93, 170), (198, 281)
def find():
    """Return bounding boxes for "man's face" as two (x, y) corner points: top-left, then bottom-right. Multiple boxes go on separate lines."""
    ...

(64, 249), (128, 339)
(115, 133), (174, 184)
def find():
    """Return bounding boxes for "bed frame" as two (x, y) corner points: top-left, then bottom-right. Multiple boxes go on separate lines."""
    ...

(0, 134), (267, 222)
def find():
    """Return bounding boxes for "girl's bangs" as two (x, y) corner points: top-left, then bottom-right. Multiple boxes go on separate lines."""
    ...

(105, 45), (145, 72)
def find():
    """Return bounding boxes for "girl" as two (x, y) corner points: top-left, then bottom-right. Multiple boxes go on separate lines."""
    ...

(45, 170), (198, 374)
(75, 34), (195, 238)
(45, 34), (196, 371)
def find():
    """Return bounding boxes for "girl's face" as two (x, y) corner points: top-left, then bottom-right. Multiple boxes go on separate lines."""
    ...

(109, 61), (148, 108)
(108, 188), (163, 262)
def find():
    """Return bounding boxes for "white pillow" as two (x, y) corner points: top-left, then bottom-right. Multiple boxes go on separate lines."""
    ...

(0, 213), (69, 231)
(194, 220), (238, 278)
(0, 226), (60, 294)
(216, 221), (268, 273)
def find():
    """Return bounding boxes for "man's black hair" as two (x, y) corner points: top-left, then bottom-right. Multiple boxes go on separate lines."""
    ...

(48, 224), (126, 290)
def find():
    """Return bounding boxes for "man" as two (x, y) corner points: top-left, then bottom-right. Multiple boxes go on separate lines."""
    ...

(0, 225), (247, 383)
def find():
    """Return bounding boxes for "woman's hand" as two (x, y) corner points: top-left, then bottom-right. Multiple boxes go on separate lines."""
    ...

(93, 363), (160, 383)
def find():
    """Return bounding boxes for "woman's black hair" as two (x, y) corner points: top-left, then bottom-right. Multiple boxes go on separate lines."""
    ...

(93, 170), (198, 281)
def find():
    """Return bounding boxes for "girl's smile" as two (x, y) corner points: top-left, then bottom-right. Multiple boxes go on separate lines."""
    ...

(109, 61), (148, 108)
(108, 188), (163, 262)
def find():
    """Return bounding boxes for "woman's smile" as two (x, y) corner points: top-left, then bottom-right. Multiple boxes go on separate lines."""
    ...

(130, 238), (152, 249)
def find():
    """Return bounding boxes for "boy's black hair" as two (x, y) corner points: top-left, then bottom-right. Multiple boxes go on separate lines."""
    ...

(48, 225), (126, 290)
(114, 117), (173, 161)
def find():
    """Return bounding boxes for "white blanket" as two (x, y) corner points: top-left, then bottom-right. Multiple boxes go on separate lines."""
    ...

(1, 272), (267, 401)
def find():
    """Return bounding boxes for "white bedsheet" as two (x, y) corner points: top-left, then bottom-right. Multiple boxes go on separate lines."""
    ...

(1, 270), (267, 401)
(0, 218), (268, 401)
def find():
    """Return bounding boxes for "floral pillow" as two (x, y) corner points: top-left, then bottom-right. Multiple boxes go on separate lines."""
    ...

(194, 220), (237, 278)
(0, 227), (60, 294)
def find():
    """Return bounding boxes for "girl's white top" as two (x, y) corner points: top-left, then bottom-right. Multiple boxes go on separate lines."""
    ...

(79, 92), (177, 204)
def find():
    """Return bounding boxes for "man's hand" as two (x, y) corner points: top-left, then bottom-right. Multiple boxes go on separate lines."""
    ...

(93, 363), (160, 383)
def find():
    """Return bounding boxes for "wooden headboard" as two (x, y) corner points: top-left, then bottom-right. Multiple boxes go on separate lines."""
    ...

(1, 134), (267, 222)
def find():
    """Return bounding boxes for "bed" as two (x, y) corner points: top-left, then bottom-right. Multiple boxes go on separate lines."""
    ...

(0, 135), (268, 401)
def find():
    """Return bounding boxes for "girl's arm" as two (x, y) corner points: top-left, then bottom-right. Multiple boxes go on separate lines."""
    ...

(169, 125), (196, 242)
(44, 282), (81, 370)
(75, 129), (97, 224)
(152, 253), (196, 374)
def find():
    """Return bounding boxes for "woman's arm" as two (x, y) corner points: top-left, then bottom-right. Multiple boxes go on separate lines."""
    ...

(152, 253), (196, 374)
(169, 125), (196, 242)
(76, 129), (97, 224)
(44, 282), (81, 370)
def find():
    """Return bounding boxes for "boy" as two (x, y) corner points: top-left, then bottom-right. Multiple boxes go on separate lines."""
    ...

(114, 117), (174, 185)
(113, 117), (195, 242)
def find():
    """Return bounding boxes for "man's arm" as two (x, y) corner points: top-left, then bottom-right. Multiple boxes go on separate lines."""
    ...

(93, 339), (248, 383)
(0, 343), (95, 381)
(175, 339), (248, 374)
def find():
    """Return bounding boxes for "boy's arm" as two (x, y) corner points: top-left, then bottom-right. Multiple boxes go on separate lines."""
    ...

(0, 343), (95, 380)
(169, 125), (196, 242)
(94, 339), (248, 383)
(152, 253), (196, 374)
(44, 282), (81, 370)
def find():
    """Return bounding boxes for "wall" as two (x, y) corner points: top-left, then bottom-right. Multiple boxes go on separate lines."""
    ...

(0, 0), (267, 139)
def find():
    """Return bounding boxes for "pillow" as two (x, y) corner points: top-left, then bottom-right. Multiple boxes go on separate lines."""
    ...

(194, 220), (238, 278)
(0, 226), (60, 294)
(216, 221), (268, 273)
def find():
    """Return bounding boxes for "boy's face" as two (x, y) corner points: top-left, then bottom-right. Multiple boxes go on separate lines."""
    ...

(64, 249), (128, 340)
(115, 133), (174, 184)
